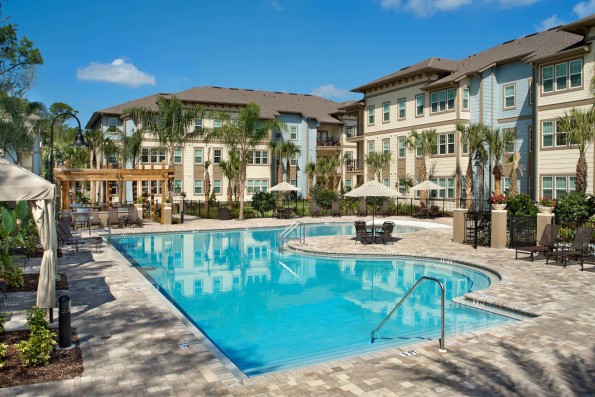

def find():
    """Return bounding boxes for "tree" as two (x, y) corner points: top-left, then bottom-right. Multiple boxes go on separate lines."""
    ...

(316, 156), (332, 189)
(486, 127), (515, 195)
(456, 123), (488, 209)
(204, 148), (212, 215)
(123, 96), (204, 200)
(364, 151), (391, 182)
(268, 140), (283, 185)
(557, 108), (595, 193)
(0, 24), (43, 97)
(305, 161), (316, 198)
(0, 95), (43, 165)
(207, 102), (283, 220)
(508, 152), (525, 196)
(329, 150), (344, 191)
(219, 151), (241, 209)
(405, 129), (437, 206)
(282, 141), (301, 184)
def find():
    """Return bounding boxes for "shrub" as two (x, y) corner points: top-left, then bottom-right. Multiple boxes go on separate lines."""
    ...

(0, 343), (6, 369)
(16, 327), (56, 366)
(0, 312), (6, 334)
(251, 191), (276, 217)
(506, 194), (537, 217)
(539, 195), (556, 207)
(555, 192), (591, 224)
(311, 187), (337, 211)
(489, 193), (507, 204)
(25, 306), (50, 332)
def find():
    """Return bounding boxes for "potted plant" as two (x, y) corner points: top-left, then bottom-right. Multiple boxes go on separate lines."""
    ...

(538, 195), (556, 214)
(489, 193), (507, 210)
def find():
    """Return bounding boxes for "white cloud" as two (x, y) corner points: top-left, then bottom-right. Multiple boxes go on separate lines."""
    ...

(574, 0), (595, 18)
(380, 0), (471, 17)
(76, 58), (156, 88)
(497, 0), (541, 7)
(536, 14), (566, 31)
(271, 0), (283, 10)
(311, 84), (351, 99)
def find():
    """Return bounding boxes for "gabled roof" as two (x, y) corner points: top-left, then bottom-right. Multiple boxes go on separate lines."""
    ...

(85, 93), (169, 129)
(560, 13), (595, 35)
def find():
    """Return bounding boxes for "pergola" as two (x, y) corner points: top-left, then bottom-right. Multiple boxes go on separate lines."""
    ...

(53, 162), (174, 216)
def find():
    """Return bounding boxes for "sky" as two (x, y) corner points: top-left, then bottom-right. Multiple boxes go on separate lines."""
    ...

(6, 0), (595, 127)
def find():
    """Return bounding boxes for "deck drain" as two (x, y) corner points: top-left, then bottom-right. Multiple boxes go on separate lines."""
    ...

(177, 341), (189, 350)
(400, 350), (418, 357)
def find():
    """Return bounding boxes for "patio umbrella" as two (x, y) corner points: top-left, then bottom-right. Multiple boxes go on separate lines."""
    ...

(345, 180), (403, 227)
(269, 181), (301, 209)
(410, 180), (445, 218)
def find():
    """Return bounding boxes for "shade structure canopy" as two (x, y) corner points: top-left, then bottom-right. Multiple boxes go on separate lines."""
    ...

(0, 158), (57, 309)
(409, 180), (445, 192)
(269, 181), (301, 192)
(345, 179), (404, 198)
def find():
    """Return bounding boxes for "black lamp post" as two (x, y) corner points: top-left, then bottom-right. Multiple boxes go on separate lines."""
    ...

(473, 139), (491, 211)
(295, 162), (300, 211)
(49, 112), (87, 184)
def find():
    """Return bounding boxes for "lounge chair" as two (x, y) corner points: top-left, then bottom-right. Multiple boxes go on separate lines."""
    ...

(56, 222), (102, 252)
(331, 201), (341, 217)
(379, 200), (391, 216)
(375, 221), (395, 245)
(515, 224), (560, 261)
(309, 201), (321, 217)
(107, 208), (125, 228)
(354, 221), (373, 245)
(356, 198), (367, 217)
(545, 226), (594, 268)
(126, 206), (143, 227)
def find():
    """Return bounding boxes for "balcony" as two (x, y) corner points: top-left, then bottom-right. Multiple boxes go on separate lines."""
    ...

(316, 137), (341, 149)
(345, 124), (364, 140)
(345, 159), (364, 172)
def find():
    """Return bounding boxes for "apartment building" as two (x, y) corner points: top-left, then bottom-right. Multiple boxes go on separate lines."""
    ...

(85, 87), (357, 202)
(347, 17), (592, 206)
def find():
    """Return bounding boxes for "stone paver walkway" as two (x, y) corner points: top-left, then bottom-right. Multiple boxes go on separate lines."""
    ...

(1, 215), (594, 396)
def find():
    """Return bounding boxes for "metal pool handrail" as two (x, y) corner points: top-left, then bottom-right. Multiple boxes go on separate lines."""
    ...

(278, 221), (305, 251)
(371, 276), (447, 352)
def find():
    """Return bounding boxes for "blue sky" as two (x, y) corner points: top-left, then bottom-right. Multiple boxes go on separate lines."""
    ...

(6, 0), (595, 126)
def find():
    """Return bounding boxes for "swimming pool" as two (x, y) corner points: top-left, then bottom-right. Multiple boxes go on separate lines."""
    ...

(110, 223), (514, 376)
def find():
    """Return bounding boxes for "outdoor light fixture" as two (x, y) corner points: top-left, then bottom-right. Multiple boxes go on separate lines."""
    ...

(49, 112), (87, 184)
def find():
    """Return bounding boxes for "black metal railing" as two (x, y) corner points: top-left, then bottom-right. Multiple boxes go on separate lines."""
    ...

(508, 215), (537, 248)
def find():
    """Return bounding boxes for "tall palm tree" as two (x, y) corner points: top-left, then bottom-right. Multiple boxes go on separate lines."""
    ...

(229, 150), (242, 202)
(305, 161), (316, 198)
(508, 152), (525, 196)
(206, 102), (284, 220)
(364, 151), (392, 182)
(557, 108), (595, 193)
(220, 150), (241, 209)
(329, 150), (344, 191)
(405, 128), (437, 206)
(123, 95), (204, 201)
(316, 156), (332, 189)
(456, 123), (487, 209)
(282, 141), (301, 184)
(204, 148), (212, 215)
(268, 140), (283, 185)
(486, 127), (516, 195)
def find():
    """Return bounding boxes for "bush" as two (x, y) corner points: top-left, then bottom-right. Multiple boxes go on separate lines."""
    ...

(506, 194), (537, 217)
(0, 312), (6, 334)
(251, 191), (276, 217)
(311, 187), (337, 211)
(555, 192), (591, 224)
(16, 327), (56, 367)
(25, 306), (50, 332)
(0, 343), (6, 369)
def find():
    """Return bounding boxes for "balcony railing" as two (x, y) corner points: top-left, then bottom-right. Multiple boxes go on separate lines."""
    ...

(345, 124), (364, 139)
(316, 138), (341, 147)
(345, 159), (364, 171)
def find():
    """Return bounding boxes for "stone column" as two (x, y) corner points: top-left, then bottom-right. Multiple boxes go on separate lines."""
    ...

(453, 208), (468, 244)
(491, 209), (507, 249)
(536, 213), (554, 242)
(163, 204), (172, 225)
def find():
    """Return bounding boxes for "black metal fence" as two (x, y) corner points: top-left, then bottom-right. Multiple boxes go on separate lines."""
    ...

(508, 215), (537, 248)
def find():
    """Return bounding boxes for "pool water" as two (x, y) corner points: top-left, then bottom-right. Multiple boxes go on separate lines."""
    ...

(110, 224), (514, 376)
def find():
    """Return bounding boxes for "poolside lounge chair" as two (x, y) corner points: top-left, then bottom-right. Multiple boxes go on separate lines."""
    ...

(354, 221), (373, 245)
(331, 201), (341, 217)
(309, 201), (321, 217)
(375, 221), (395, 245)
(545, 226), (594, 268)
(379, 200), (391, 216)
(515, 224), (560, 261)
(107, 208), (125, 228)
(356, 198), (367, 217)
(56, 222), (101, 252)
(126, 206), (143, 227)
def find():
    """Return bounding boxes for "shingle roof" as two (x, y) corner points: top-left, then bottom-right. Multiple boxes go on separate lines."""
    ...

(86, 87), (349, 129)
(560, 13), (595, 35)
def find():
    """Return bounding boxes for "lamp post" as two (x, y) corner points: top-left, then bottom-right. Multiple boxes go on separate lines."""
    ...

(473, 139), (491, 211)
(49, 112), (87, 184)
(295, 162), (300, 211)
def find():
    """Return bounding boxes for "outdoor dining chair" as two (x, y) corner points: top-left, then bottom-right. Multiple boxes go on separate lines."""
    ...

(545, 226), (594, 269)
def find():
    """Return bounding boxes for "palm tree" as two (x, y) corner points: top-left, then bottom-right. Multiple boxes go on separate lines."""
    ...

(282, 141), (301, 184)
(508, 152), (525, 196)
(316, 156), (332, 189)
(364, 151), (392, 182)
(268, 140), (283, 185)
(206, 102), (284, 220)
(220, 151), (241, 209)
(123, 95), (204, 201)
(405, 128), (437, 206)
(557, 108), (595, 193)
(229, 150), (242, 202)
(456, 123), (487, 209)
(486, 127), (516, 195)
(204, 148), (212, 215)
(0, 96), (44, 166)
(329, 150), (344, 191)
(305, 161), (316, 198)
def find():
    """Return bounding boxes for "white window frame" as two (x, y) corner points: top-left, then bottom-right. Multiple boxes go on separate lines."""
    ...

(213, 148), (222, 164)
(397, 98), (406, 120)
(367, 105), (375, 125)
(367, 140), (375, 154)
(436, 132), (455, 155)
(462, 86), (469, 110)
(214, 179), (221, 194)
(290, 126), (298, 140)
(398, 137), (405, 158)
(430, 88), (455, 113)
(415, 94), (424, 116)
(194, 179), (203, 195)
(542, 65), (554, 93)
(382, 102), (390, 122)
(173, 179), (182, 195)
(382, 139), (390, 155)
(174, 148), (183, 164)
(194, 118), (202, 129)
(503, 84), (515, 109)
(194, 148), (203, 164)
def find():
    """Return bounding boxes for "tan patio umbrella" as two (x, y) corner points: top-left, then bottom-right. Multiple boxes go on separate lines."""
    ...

(345, 180), (404, 227)
(410, 180), (445, 217)
(269, 181), (301, 209)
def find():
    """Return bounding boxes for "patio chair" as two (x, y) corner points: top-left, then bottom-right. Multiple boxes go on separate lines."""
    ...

(356, 198), (367, 217)
(107, 208), (125, 228)
(331, 201), (341, 217)
(545, 226), (594, 268)
(55, 222), (95, 252)
(379, 200), (391, 216)
(375, 221), (395, 245)
(309, 201), (321, 217)
(126, 206), (143, 227)
(354, 220), (373, 245)
(88, 208), (103, 229)
(414, 205), (428, 218)
(515, 224), (560, 262)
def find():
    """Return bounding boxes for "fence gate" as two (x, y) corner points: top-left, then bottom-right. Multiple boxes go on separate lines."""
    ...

(508, 215), (537, 248)
(465, 211), (492, 247)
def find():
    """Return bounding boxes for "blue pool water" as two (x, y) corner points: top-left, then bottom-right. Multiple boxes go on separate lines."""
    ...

(110, 223), (514, 376)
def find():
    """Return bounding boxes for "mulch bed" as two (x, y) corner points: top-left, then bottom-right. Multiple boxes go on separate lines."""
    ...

(0, 328), (84, 388)
(6, 273), (68, 293)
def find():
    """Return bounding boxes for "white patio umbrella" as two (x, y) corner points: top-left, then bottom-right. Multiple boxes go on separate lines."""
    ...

(345, 180), (404, 228)
(269, 181), (301, 209)
(410, 180), (445, 218)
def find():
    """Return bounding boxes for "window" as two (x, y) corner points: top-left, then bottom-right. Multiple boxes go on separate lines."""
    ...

(503, 129), (515, 152)
(556, 121), (567, 146)
(382, 102), (390, 122)
(142, 180), (163, 195)
(194, 279), (203, 295)
(556, 63), (567, 90)
(415, 94), (424, 116)
(141, 148), (149, 163)
(382, 139), (390, 155)
(290, 126), (298, 140)
(541, 175), (576, 199)
(247, 179), (269, 193)
(174, 148), (182, 164)
(248, 150), (268, 165)
(290, 153), (297, 166)
(542, 120), (573, 148)
(290, 179), (296, 186)
(398, 137), (405, 158)
(502, 177), (511, 195)
(504, 84), (515, 109)
(346, 125), (355, 138)
(429, 177), (455, 198)
(345, 179), (352, 190)
(542, 66), (554, 93)
(543, 59), (582, 93)
(213, 149), (222, 164)
(213, 119), (221, 129)
(194, 118), (202, 129)
(462, 87), (469, 110)
(398, 98), (406, 119)
(529, 127), (534, 152)
(436, 133), (455, 155)
(142, 148), (166, 164)
(569, 59), (582, 88)
(383, 178), (389, 187)
(107, 117), (120, 132)
(173, 179), (182, 195)
(431, 89), (455, 113)
(367, 105), (375, 125)
(194, 148), (203, 164)
(367, 140), (375, 154)
(194, 180), (203, 195)
(214, 180), (221, 194)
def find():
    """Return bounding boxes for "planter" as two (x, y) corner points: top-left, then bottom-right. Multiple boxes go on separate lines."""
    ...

(537, 205), (554, 214)
(492, 203), (507, 210)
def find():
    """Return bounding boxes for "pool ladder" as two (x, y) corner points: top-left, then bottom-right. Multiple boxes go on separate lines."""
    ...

(371, 276), (447, 352)
(278, 221), (305, 251)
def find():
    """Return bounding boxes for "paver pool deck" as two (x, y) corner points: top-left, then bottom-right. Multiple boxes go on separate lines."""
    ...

(1, 215), (594, 396)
